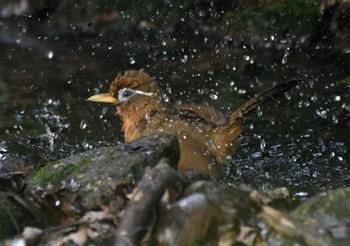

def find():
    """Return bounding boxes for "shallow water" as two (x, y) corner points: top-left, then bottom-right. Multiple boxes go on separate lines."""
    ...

(0, 12), (349, 200)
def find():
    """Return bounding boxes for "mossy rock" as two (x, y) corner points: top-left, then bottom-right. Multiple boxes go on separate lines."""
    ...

(25, 133), (180, 224)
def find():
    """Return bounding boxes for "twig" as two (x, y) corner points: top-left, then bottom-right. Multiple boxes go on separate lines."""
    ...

(115, 158), (186, 246)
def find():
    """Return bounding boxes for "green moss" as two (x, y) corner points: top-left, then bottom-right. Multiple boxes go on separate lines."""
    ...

(263, 0), (319, 17)
(28, 158), (90, 188)
(339, 76), (350, 85)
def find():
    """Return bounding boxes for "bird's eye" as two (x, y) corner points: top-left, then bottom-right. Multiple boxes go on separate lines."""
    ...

(122, 90), (132, 98)
(118, 88), (135, 102)
(118, 88), (154, 102)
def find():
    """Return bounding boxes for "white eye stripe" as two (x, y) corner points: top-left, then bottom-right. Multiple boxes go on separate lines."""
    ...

(133, 89), (154, 97)
(118, 88), (153, 102)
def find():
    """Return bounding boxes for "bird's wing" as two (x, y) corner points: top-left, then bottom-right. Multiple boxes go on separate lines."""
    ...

(174, 104), (228, 126)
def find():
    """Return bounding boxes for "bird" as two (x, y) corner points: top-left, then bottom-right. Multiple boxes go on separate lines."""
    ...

(88, 70), (300, 176)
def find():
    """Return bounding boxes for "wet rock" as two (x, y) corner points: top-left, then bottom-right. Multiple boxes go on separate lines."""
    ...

(262, 186), (350, 245)
(25, 133), (180, 225)
(151, 181), (264, 246)
(17, 158), (203, 246)
(291, 187), (350, 244)
(6, 160), (350, 246)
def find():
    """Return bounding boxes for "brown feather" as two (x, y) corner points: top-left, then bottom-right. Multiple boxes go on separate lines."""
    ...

(175, 104), (228, 126)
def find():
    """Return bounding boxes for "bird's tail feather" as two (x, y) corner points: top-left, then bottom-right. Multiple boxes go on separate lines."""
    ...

(228, 78), (302, 125)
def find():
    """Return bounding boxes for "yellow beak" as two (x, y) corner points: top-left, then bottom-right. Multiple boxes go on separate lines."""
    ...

(87, 93), (117, 104)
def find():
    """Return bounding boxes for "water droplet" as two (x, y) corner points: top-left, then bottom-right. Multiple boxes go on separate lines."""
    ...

(308, 80), (314, 88)
(80, 120), (87, 129)
(285, 93), (291, 100)
(129, 57), (135, 64)
(316, 109), (327, 118)
(102, 107), (108, 115)
(294, 192), (308, 198)
(47, 51), (54, 59)
(281, 51), (289, 64)
(333, 95), (341, 101)
(0, 146), (8, 153)
(210, 94), (218, 100)
(163, 94), (170, 103)
(238, 89), (246, 94)
(251, 152), (262, 158)
(243, 55), (250, 61)
(312, 152), (322, 157)
(197, 88), (204, 94)
(312, 171), (320, 178)
(332, 115), (338, 124)
(298, 101), (303, 108)
(181, 55), (188, 63)
(55, 199), (61, 206)
(256, 105), (263, 117)
(345, 104), (350, 111)
(311, 94), (318, 102)
(82, 142), (92, 149)
(343, 48), (350, 53)
(338, 156), (343, 161)
(260, 139), (266, 151)
(303, 100), (310, 107)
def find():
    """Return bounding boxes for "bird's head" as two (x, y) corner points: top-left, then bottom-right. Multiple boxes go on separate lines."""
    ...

(88, 70), (164, 119)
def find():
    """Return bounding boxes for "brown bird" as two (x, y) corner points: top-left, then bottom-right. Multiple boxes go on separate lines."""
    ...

(88, 70), (300, 176)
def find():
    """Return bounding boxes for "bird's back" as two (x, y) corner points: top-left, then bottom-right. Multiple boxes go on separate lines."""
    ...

(160, 116), (224, 176)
